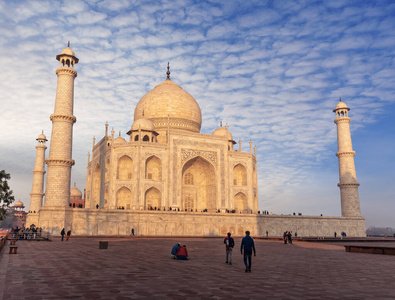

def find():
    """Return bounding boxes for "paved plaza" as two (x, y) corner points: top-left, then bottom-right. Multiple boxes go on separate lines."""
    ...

(1, 237), (394, 299)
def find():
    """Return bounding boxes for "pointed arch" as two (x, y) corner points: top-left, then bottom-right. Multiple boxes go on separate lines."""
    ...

(234, 192), (248, 213)
(146, 156), (162, 180)
(117, 155), (133, 180)
(116, 187), (131, 209)
(182, 156), (217, 212)
(233, 164), (247, 186)
(145, 187), (161, 210)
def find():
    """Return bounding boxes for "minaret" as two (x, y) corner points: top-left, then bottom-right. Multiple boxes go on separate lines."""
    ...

(26, 133), (47, 226)
(334, 99), (361, 217)
(29, 132), (47, 212)
(44, 43), (78, 207)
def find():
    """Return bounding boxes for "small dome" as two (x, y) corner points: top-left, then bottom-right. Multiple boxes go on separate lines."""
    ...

(70, 185), (82, 197)
(56, 44), (79, 63)
(335, 100), (348, 110)
(14, 200), (24, 207)
(61, 47), (75, 57)
(131, 118), (155, 131)
(113, 136), (126, 144)
(37, 133), (47, 141)
(212, 126), (233, 141)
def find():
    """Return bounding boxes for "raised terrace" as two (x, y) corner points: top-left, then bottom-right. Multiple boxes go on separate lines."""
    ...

(1, 237), (394, 299)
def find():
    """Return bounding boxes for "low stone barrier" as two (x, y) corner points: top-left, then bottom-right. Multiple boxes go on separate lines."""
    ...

(345, 245), (395, 255)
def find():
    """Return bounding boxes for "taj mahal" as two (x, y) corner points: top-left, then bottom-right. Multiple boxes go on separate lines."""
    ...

(26, 44), (366, 237)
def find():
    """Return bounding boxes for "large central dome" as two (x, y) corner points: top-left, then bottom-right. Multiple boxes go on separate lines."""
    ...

(134, 78), (202, 135)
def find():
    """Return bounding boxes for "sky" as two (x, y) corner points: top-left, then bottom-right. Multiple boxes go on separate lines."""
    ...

(0, 0), (394, 228)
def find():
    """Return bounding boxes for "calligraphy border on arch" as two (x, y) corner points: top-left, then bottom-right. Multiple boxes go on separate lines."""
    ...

(181, 149), (218, 167)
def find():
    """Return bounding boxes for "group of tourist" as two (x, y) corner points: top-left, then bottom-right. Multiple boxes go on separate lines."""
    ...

(10, 225), (42, 240)
(170, 243), (189, 260)
(60, 228), (72, 241)
(224, 231), (257, 272)
(68, 203), (84, 208)
(170, 231), (257, 273)
(283, 231), (293, 244)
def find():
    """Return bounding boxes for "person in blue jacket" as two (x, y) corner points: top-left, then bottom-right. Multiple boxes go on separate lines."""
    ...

(171, 242), (181, 259)
(240, 231), (256, 272)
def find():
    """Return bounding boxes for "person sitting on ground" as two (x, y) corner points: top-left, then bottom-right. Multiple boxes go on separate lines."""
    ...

(171, 242), (181, 259)
(176, 245), (188, 260)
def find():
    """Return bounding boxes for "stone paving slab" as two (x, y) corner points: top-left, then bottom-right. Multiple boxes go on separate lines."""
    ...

(1, 237), (395, 299)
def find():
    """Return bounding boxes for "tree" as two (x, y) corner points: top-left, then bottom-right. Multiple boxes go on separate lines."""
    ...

(0, 170), (15, 221)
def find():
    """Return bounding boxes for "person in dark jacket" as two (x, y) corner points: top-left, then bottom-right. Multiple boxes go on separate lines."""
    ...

(176, 245), (188, 260)
(224, 232), (235, 265)
(60, 228), (65, 241)
(171, 242), (181, 259)
(240, 231), (256, 272)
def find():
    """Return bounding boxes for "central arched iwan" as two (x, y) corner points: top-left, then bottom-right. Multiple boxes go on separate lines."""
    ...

(182, 156), (216, 212)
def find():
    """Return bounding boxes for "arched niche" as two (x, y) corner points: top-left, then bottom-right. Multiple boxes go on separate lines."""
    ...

(145, 187), (161, 210)
(234, 192), (248, 213)
(117, 155), (133, 180)
(182, 156), (216, 212)
(146, 156), (162, 180)
(116, 187), (131, 209)
(233, 164), (247, 186)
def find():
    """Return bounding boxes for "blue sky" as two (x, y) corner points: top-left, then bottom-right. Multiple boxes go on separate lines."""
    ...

(1, 0), (394, 228)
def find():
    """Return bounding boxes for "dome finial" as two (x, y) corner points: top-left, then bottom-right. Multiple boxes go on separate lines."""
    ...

(167, 62), (170, 79)
(220, 121), (222, 127)
(68, 41), (70, 47)
(339, 97), (342, 102)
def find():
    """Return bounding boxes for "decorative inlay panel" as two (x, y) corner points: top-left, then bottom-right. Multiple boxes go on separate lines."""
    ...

(181, 149), (217, 167)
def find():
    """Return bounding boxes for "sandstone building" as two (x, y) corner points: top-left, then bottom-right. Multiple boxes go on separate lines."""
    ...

(26, 45), (366, 237)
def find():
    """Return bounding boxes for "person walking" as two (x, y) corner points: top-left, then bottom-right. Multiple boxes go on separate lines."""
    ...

(224, 232), (235, 265)
(240, 231), (256, 272)
(66, 230), (71, 241)
(60, 228), (65, 241)
(287, 231), (293, 244)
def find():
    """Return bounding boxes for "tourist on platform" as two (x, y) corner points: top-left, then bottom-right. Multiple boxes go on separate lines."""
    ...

(241, 231), (256, 272)
(176, 245), (188, 260)
(224, 232), (235, 265)
(60, 228), (65, 241)
(131, 228), (135, 236)
(334, 232), (337, 238)
(66, 230), (71, 241)
(283, 231), (288, 244)
(171, 242), (181, 259)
